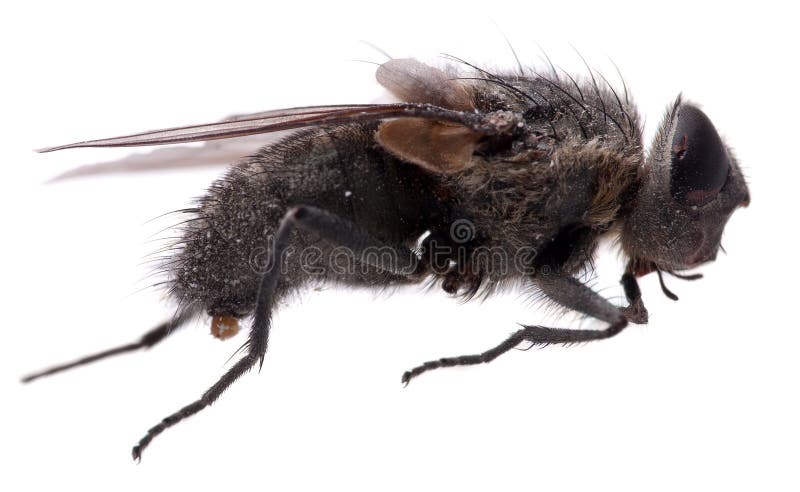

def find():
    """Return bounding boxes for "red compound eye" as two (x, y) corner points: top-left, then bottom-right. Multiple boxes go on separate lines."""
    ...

(669, 105), (730, 206)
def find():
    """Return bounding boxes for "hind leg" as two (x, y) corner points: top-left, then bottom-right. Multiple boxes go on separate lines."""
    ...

(132, 205), (421, 460)
(21, 310), (195, 383)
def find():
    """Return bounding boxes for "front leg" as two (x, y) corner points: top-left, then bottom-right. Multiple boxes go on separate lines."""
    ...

(620, 271), (649, 324)
(402, 273), (628, 385)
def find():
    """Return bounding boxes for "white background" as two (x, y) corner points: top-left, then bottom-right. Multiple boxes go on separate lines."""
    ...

(2, 1), (798, 490)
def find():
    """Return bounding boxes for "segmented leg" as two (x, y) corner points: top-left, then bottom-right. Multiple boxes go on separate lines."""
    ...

(21, 312), (194, 383)
(402, 273), (630, 384)
(620, 272), (649, 324)
(132, 205), (421, 460)
(402, 319), (628, 385)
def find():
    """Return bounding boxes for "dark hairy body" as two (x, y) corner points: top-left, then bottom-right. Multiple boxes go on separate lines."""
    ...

(170, 123), (637, 316)
(25, 57), (749, 460)
(171, 66), (642, 315)
(170, 123), (447, 318)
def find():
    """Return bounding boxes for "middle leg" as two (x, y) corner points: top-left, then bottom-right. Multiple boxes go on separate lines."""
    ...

(132, 205), (422, 460)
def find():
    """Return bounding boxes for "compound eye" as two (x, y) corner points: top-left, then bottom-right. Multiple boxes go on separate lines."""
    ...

(669, 105), (730, 206)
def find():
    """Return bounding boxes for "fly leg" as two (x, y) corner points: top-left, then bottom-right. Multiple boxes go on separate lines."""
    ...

(401, 273), (629, 385)
(132, 205), (422, 460)
(21, 310), (196, 383)
(620, 271), (649, 324)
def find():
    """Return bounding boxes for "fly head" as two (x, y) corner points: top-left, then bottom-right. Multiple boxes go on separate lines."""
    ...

(622, 100), (749, 274)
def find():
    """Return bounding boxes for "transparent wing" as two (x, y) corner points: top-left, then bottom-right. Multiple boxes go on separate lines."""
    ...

(45, 136), (275, 182)
(43, 108), (344, 181)
(37, 103), (504, 153)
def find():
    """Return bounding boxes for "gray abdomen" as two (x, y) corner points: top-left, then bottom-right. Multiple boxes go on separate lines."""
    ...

(162, 123), (444, 318)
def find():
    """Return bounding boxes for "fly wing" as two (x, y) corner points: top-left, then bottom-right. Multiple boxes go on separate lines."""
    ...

(43, 108), (350, 181)
(375, 59), (474, 111)
(37, 103), (505, 153)
(45, 136), (274, 182)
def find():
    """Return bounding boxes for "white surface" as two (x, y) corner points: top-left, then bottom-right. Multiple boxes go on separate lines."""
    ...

(2, 1), (797, 490)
